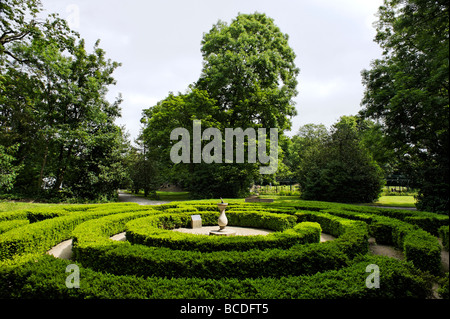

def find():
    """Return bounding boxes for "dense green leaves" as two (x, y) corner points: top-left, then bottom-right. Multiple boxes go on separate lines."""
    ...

(197, 13), (299, 130)
(297, 116), (385, 203)
(1, 0), (128, 201)
(142, 13), (299, 198)
(361, 0), (449, 212)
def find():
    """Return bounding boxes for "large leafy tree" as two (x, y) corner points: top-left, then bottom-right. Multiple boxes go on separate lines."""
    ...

(196, 13), (299, 131)
(298, 116), (385, 203)
(288, 124), (329, 181)
(142, 13), (299, 198)
(1, 0), (128, 201)
(361, 0), (449, 212)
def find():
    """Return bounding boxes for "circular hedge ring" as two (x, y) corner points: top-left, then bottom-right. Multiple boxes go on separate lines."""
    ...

(71, 209), (369, 279)
(1, 201), (443, 299)
(125, 211), (321, 252)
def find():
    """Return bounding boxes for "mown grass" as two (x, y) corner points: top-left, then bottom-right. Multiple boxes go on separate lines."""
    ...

(0, 201), (61, 213)
(371, 195), (416, 208)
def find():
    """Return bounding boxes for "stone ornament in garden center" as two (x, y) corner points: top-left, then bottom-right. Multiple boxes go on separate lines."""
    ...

(210, 198), (236, 236)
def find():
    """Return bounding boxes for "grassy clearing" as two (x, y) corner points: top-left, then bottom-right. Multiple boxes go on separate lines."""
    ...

(0, 201), (61, 213)
(372, 196), (416, 208)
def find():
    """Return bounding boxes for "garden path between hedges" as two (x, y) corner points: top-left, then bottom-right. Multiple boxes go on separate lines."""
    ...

(46, 193), (449, 274)
(47, 192), (170, 259)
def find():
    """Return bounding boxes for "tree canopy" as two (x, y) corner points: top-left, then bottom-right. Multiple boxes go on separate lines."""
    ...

(297, 116), (385, 203)
(361, 0), (449, 212)
(142, 13), (299, 198)
(1, 0), (128, 201)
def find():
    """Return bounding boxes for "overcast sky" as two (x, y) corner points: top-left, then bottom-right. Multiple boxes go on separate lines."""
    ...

(41, 0), (384, 142)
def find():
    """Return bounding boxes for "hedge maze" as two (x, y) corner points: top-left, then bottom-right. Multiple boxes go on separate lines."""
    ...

(0, 201), (448, 299)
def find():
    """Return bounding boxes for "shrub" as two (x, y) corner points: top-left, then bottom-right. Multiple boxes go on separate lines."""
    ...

(0, 254), (432, 299)
(322, 208), (443, 275)
(439, 226), (449, 251)
(126, 212), (319, 252)
(0, 200), (443, 299)
(438, 273), (449, 299)
(0, 219), (29, 234)
(73, 210), (367, 279)
(0, 203), (149, 261)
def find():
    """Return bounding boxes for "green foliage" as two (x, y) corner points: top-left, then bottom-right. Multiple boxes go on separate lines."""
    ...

(322, 208), (444, 275)
(298, 116), (385, 203)
(0, 0), (129, 202)
(141, 13), (299, 198)
(125, 211), (315, 252)
(0, 219), (29, 234)
(438, 273), (449, 299)
(0, 254), (432, 299)
(0, 200), (446, 299)
(439, 226), (449, 251)
(0, 144), (22, 191)
(71, 205), (371, 279)
(361, 0), (449, 213)
(197, 12), (299, 131)
(0, 203), (142, 260)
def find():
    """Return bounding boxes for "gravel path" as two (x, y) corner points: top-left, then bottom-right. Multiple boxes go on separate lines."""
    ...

(47, 192), (171, 259)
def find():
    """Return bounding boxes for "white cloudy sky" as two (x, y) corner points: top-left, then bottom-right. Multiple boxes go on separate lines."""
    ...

(41, 0), (384, 142)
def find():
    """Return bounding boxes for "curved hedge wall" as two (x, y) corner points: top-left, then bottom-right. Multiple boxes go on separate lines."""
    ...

(319, 208), (443, 275)
(70, 209), (368, 279)
(125, 211), (318, 252)
(0, 200), (447, 299)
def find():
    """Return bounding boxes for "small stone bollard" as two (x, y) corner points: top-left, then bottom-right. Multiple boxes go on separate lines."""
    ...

(191, 215), (202, 229)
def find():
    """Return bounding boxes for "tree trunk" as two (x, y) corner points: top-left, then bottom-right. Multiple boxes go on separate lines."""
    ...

(38, 142), (49, 191)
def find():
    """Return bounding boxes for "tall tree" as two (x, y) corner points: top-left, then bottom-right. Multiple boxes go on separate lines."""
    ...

(196, 13), (299, 131)
(142, 13), (299, 198)
(298, 116), (385, 203)
(361, 0), (449, 212)
(1, 0), (127, 201)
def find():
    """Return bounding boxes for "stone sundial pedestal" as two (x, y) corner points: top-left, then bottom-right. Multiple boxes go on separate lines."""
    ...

(209, 201), (236, 236)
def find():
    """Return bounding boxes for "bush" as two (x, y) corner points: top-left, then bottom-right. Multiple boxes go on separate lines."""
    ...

(72, 209), (368, 279)
(0, 254), (432, 299)
(439, 226), (449, 251)
(126, 212), (319, 252)
(0, 219), (29, 234)
(0, 200), (444, 299)
(298, 117), (385, 203)
(438, 273), (449, 299)
(0, 203), (147, 261)
(322, 208), (443, 275)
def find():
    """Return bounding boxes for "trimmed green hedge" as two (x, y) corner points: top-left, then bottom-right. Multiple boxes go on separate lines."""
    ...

(71, 210), (158, 250)
(72, 210), (368, 279)
(296, 211), (369, 258)
(125, 211), (309, 252)
(0, 203), (149, 261)
(0, 200), (445, 299)
(0, 254), (432, 299)
(0, 219), (29, 234)
(439, 226), (449, 251)
(322, 208), (443, 275)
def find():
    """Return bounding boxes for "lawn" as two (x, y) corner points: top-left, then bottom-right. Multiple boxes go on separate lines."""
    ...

(371, 196), (417, 208)
(0, 201), (60, 212)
